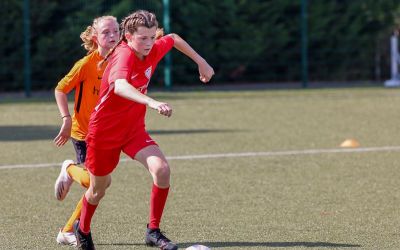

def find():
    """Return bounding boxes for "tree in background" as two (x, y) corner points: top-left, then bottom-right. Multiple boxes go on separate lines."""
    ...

(2, 0), (400, 91)
(1, 0), (24, 90)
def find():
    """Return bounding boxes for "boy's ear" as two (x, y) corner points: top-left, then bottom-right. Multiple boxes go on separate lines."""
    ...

(125, 32), (132, 40)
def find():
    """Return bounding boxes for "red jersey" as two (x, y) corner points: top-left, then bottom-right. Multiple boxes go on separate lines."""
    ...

(86, 35), (174, 149)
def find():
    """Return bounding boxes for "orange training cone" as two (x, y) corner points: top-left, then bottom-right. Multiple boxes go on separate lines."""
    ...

(340, 139), (360, 148)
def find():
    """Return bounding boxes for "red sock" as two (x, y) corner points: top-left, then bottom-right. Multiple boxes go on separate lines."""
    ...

(79, 195), (98, 234)
(149, 184), (169, 229)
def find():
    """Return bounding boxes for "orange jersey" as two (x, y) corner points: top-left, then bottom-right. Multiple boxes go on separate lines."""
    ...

(56, 51), (106, 141)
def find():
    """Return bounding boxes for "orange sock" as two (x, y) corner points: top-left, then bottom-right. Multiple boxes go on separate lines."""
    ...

(62, 196), (83, 233)
(67, 164), (90, 188)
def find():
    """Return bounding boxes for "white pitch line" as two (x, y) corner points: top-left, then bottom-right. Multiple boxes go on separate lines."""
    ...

(166, 146), (400, 160)
(1, 146), (400, 170)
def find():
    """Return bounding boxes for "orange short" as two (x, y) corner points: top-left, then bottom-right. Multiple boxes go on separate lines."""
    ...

(85, 131), (157, 176)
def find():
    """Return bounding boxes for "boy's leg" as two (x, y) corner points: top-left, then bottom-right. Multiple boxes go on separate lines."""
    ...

(124, 134), (177, 250)
(62, 196), (83, 233)
(133, 145), (177, 250)
(55, 140), (88, 201)
(70, 139), (90, 187)
(58, 139), (89, 189)
(56, 197), (83, 245)
(55, 162), (90, 201)
(78, 145), (119, 234)
(134, 145), (170, 229)
(74, 173), (110, 250)
(67, 165), (90, 188)
(71, 138), (87, 165)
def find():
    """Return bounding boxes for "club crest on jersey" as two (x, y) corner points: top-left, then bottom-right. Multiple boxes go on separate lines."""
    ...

(145, 66), (152, 79)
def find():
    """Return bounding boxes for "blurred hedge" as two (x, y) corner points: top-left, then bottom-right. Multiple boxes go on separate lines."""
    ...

(1, 0), (400, 91)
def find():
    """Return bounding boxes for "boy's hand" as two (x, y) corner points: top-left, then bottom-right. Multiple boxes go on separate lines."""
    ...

(148, 100), (173, 117)
(54, 117), (72, 147)
(199, 61), (214, 83)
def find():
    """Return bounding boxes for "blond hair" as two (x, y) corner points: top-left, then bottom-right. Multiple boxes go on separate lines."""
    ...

(80, 16), (118, 54)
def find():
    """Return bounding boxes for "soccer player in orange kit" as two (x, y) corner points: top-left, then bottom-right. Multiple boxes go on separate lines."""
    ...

(53, 15), (119, 246)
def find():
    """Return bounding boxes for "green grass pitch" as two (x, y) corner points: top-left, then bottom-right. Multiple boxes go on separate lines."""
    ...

(1, 87), (400, 249)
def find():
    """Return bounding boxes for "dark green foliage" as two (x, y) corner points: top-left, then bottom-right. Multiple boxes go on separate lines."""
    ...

(1, 0), (24, 90)
(1, 0), (400, 90)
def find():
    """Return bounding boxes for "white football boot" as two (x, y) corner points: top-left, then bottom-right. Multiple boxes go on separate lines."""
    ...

(56, 229), (77, 246)
(54, 160), (74, 201)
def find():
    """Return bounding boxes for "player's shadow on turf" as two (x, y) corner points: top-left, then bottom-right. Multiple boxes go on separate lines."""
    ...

(148, 129), (241, 135)
(97, 241), (361, 248)
(0, 125), (60, 141)
(0, 125), (240, 141)
(179, 241), (361, 248)
(96, 243), (144, 246)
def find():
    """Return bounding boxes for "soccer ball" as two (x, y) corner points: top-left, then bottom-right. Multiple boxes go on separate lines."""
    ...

(185, 245), (211, 250)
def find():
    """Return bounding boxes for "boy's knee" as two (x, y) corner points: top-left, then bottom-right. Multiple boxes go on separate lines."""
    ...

(155, 162), (170, 178)
(87, 188), (106, 203)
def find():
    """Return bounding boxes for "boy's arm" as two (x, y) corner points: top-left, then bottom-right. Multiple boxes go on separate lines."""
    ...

(55, 90), (71, 118)
(54, 89), (72, 147)
(169, 33), (214, 83)
(114, 79), (172, 117)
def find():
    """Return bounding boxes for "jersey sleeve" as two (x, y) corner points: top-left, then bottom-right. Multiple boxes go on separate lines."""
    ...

(55, 59), (85, 94)
(153, 35), (175, 63)
(109, 46), (134, 83)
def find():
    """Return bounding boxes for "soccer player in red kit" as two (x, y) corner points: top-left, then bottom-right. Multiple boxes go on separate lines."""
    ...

(73, 10), (214, 250)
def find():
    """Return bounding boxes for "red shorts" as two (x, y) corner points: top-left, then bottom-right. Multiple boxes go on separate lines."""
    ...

(85, 131), (157, 176)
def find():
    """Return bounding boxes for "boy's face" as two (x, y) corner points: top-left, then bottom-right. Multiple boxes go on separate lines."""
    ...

(126, 26), (157, 59)
(95, 19), (119, 50)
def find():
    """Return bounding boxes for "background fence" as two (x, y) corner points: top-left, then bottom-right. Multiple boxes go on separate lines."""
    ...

(2, 0), (400, 93)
